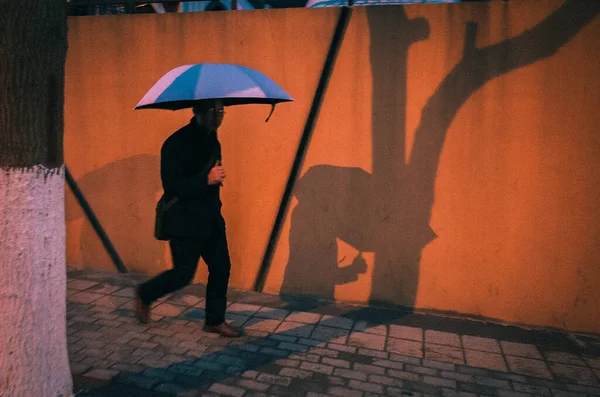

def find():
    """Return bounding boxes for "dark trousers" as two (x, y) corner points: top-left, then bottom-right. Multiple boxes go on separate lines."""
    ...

(139, 220), (231, 326)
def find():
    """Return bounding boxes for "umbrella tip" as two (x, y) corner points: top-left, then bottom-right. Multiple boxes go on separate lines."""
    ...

(265, 104), (276, 123)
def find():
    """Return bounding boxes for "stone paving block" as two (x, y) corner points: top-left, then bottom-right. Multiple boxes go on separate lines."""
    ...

(473, 375), (512, 390)
(309, 347), (340, 358)
(549, 362), (600, 386)
(359, 348), (389, 359)
(228, 303), (262, 316)
(387, 368), (421, 382)
(275, 321), (315, 338)
(84, 368), (120, 381)
(68, 280), (100, 291)
(551, 390), (587, 397)
(371, 358), (404, 371)
(423, 375), (457, 389)
(322, 357), (352, 369)
(389, 354), (422, 365)
(257, 373), (293, 386)
(586, 357), (600, 369)
(111, 287), (136, 298)
(423, 359), (456, 372)
(354, 363), (387, 375)
(244, 317), (283, 333)
(440, 371), (473, 383)
(500, 342), (543, 360)
(544, 351), (586, 366)
(93, 295), (132, 309)
(511, 382), (551, 396)
(300, 362), (335, 375)
(368, 374), (404, 387)
(255, 307), (290, 320)
(348, 332), (386, 351)
(270, 334), (297, 343)
(261, 347), (293, 357)
(208, 383), (246, 397)
(389, 325), (424, 342)
(70, 291), (105, 304)
(426, 330), (461, 347)
(155, 383), (189, 395)
(87, 283), (122, 295)
(329, 343), (357, 353)
(143, 368), (177, 382)
(457, 381), (498, 396)
(296, 338), (324, 348)
(311, 325), (349, 344)
(387, 386), (424, 397)
(425, 344), (465, 364)
(152, 303), (187, 317)
(280, 367), (313, 380)
(496, 390), (532, 397)
(237, 378), (271, 392)
(353, 321), (388, 336)
(289, 352), (321, 363)
(167, 294), (203, 307)
(461, 336), (501, 353)
(328, 385), (363, 397)
(70, 362), (91, 375)
(406, 364), (437, 376)
(333, 367), (368, 381)
(349, 379), (385, 393)
(402, 378), (444, 395)
(226, 313), (250, 328)
(464, 349), (508, 371)
(387, 338), (423, 358)
(505, 355), (552, 379)
(274, 359), (301, 368)
(566, 383), (600, 395)
(111, 363), (146, 373)
(182, 307), (205, 321)
(286, 311), (323, 324)
(489, 370), (528, 383)
(319, 315), (354, 330)
(441, 389), (477, 397)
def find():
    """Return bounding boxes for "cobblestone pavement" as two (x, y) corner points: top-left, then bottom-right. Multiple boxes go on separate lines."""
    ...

(67, 268), (600, 397)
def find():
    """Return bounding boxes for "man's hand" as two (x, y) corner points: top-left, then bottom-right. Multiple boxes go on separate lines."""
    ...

(208, 162), (226, 185)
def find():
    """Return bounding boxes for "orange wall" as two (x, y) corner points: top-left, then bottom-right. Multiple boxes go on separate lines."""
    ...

(65, 0), (600, 334)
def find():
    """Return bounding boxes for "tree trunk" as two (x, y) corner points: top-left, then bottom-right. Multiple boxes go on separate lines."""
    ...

(0, 1), (71, 396)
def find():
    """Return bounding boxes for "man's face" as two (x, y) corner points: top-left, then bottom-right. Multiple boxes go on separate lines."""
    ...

(197, 100), (225, 131)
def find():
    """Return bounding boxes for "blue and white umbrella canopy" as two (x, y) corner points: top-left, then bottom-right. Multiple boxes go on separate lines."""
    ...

(135, 63), (294, 111)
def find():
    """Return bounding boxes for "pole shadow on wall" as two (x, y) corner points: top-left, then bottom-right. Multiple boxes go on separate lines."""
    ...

(280, 1), (600, 310)
(74, 2), (600, 395)
(66, 154), (167, 272)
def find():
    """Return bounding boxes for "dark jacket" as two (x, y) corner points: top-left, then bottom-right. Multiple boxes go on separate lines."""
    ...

(161, 118), (224, 239)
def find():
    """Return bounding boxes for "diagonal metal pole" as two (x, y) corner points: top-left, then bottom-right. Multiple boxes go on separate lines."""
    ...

(65, 166), (128, 273)
(253, 7), (352, 292)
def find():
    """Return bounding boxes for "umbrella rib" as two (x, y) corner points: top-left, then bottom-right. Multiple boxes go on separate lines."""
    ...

(238, 67), (268, 98)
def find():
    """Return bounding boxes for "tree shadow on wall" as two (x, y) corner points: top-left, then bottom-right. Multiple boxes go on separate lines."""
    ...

(65, 154), (167, 272)
(281, 1), (600, 309)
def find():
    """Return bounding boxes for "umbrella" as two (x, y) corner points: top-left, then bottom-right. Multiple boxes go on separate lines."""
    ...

(134, 63), (293, 120)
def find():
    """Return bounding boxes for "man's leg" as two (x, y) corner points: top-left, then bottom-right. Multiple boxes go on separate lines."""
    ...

(136, 238), (201, 323)
(200, 220), (240, 337)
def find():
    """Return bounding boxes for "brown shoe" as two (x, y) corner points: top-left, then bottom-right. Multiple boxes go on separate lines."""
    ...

(135, 287), (150, 324)
(203, 322), (242, 338)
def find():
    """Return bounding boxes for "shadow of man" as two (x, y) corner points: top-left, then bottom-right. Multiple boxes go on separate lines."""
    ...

(281, 1), (600, 309)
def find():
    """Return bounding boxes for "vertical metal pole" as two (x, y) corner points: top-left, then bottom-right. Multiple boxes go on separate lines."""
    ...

(65, 166), (128, 273)
(253, 7), (352, 292)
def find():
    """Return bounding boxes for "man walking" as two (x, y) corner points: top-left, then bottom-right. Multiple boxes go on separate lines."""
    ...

(135, 99), (241, 338)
